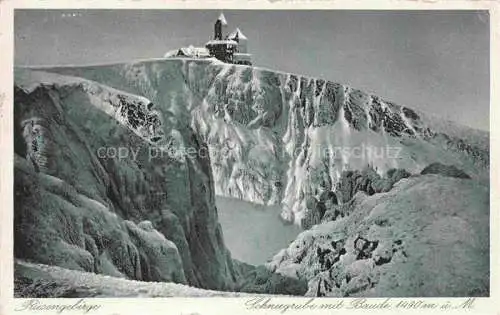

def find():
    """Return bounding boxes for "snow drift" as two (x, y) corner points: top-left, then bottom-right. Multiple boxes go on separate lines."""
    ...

(15, 261), (255, 297)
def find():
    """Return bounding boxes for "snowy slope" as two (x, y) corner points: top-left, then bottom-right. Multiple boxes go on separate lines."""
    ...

(15, 261), (258, 297)
(267, 174), (489, 297)
(38, 59), (489, 225)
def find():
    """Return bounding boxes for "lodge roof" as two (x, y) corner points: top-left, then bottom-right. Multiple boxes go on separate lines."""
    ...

(227, 28), (248, 41)
(218, 13), (228, 25)
(179, 46), (210, 57)
(206, 39), (238, 46)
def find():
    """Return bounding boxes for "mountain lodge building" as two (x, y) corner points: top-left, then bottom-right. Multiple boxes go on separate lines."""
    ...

(205, 13), (252, 65)
(164, 13), (252, 65)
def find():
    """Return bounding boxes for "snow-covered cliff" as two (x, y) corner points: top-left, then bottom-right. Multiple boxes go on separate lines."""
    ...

(14, 69), (238, 291)
(41, 59), (489, 225)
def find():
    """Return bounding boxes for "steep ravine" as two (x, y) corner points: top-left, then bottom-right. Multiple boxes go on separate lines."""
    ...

(14, 67), (309, 296)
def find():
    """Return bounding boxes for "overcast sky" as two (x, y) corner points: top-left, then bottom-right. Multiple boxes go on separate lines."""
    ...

(14, 10), (490, 131)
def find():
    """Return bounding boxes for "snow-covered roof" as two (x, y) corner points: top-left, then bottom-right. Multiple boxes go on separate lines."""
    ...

(206, 39), (238, 46)
(164, 46), (210, 58)
(227, 28), (248, 40)
(179, 46), (210, 57)
(217, 13), (228, 26)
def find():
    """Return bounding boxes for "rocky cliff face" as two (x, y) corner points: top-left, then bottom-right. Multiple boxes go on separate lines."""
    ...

(14, 69), (238, 290)
(44, 59), (489, 225)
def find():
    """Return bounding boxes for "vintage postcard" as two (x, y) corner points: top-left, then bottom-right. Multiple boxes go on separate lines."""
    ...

(0, 0), (498, 314)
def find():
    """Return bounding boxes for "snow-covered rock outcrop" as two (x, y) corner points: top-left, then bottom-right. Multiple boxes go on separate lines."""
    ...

(42, 59), (489, 225)
(266, 174), (489, 297)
